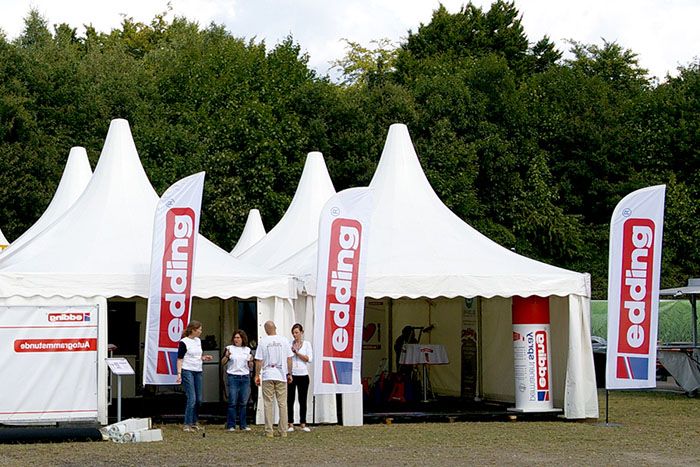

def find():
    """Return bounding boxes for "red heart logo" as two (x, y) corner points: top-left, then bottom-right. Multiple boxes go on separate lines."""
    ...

(363, 323), (376, 342)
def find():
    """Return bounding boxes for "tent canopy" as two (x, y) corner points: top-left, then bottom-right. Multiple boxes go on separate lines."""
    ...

(282, 124), (590, 300)
(0, 119), (294, 300)
(230, 209), (266, 257)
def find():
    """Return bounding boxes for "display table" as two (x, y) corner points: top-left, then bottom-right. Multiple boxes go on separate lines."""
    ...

(399, 344), (449, 401)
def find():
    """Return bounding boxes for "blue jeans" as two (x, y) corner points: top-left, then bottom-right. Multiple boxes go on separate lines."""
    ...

(227, 374), (251, 429)
(182, 369), (202, 426)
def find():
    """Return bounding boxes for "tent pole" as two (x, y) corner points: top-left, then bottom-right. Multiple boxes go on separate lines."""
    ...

(691, 295), (698, 348)
(605, 390), (609, 425)
(388, 298), (394, 373)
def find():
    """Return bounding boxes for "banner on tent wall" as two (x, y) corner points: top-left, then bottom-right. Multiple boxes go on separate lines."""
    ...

(606, 185), (665, 390)
(313, 188), (373, 395)
(0, 305), (99, 422)
(144, 172), (205, 385)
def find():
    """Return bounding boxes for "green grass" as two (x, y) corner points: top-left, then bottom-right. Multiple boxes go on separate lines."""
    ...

(1, 391), (698, 466)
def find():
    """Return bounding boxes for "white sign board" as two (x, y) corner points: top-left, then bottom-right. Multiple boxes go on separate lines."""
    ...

(0, 305), (99, 422)
(106, 357), (135, 375)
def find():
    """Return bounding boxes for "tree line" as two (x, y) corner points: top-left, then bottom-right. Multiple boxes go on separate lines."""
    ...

(1, 2), (698, 297)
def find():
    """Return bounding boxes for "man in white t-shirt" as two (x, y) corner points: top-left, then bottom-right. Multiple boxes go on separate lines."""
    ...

(255, 320), (293, 438)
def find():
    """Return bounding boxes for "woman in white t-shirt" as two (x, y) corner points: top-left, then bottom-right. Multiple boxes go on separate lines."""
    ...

(287, 323), (313, 432)
(176, 320), (213, 432)
(221, 329), (253, 431)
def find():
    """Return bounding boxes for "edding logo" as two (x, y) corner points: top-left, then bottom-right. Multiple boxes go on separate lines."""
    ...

(157, 208), (195, 375)
(535, 331), (550, 401)
(48, 312), (90, 323)
(322, 218), (362, 384)
(616, 218), (655, 380)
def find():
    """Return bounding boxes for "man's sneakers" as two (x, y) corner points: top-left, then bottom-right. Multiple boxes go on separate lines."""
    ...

(183, 425), (192, 432)
(227, 426), (251, 432)
(287, 426), (295, 432)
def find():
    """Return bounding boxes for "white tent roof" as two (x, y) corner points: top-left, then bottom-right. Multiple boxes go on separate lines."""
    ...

(6, 147), (92, 254)
(0, 119), (294, 300)
(278, 124), (590, 299)
(230, 209), (266, 257)
(240, 151), (335, 271)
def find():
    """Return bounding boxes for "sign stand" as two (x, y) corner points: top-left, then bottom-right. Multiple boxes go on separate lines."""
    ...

(106, 358), (135, 422)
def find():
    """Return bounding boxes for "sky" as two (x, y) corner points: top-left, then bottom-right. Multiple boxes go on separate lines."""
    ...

(1, 0), (698, 81)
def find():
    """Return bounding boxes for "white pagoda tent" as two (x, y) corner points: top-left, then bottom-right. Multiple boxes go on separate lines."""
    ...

(279, 124), (598, 420)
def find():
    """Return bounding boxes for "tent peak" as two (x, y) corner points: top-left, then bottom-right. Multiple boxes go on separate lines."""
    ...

(230, 208), (266, 257)
(2, 145), (93, 255)
(67, 146), (88, 163)
(239, 151), (335, 270)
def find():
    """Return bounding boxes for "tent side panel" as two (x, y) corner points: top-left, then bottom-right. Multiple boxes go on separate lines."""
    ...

(481, 297), (516, 402)
(564, 295), (599, 419)
(0, 296), (108, 425)
(549, 296), (571, 409)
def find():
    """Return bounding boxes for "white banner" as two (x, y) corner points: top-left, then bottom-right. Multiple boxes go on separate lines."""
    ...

(0, 305), (99, 422)
(144, 172), (205, 385)
(313, 188), (373, 394)
(606, 185), (665, 389)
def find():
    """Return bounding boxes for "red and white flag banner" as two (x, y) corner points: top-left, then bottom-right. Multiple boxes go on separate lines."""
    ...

(606, 185), (665, 389)
(143, 172), (205, 385)
(313, 188), (373, 395)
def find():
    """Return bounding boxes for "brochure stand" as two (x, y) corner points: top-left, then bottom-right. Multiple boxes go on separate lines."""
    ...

(106, 358), (135, 422)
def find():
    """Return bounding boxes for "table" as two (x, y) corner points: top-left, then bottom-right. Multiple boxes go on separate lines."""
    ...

(657, 346), (700, 394)
(399, 344), (449, 401)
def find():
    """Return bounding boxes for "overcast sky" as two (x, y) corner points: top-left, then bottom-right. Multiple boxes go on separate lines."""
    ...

(1, 0), (698, 80)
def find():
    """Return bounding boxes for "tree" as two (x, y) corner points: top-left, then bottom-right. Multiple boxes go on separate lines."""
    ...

(330, 38), (398, 86)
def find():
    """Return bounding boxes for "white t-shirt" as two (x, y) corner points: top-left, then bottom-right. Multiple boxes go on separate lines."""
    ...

(291, 340), (313, 376)
(225, 345), (252, 375)
(255, 334), (293, 382)
(179, 337), (203, 372)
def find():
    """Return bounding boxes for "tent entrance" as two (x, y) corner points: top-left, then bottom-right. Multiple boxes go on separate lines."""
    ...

(361, 297), (484, 414)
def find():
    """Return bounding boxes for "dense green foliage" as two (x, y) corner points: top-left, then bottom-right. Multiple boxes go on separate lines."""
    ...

(1, 3), (698, 297)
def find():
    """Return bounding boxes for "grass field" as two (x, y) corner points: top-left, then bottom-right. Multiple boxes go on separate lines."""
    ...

(1, 390), (698, 466)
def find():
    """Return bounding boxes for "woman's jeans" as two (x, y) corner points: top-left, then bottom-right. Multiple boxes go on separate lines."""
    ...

(227, 374), (251, 429)
(287, 375), (310, 424)
(182, 369), (202, 426)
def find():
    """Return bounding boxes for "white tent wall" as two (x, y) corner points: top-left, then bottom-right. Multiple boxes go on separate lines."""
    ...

(0, 295), (108, 425)
(564, 295), (598, 418)
(254, 296), (338, 425)
(481, 297), (514, 401)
